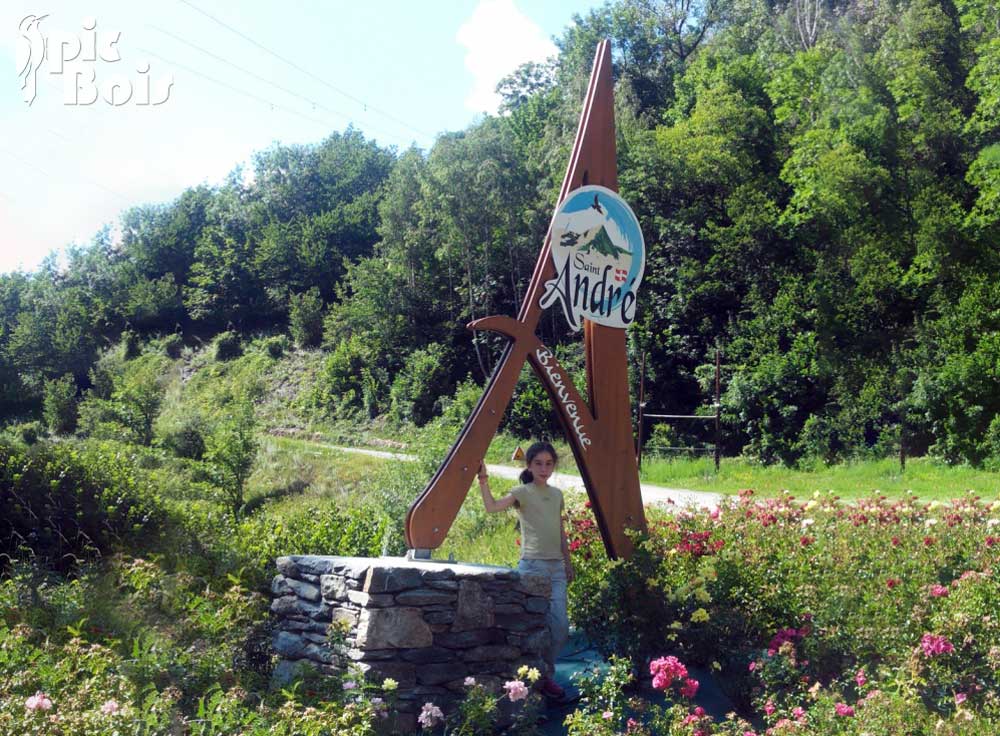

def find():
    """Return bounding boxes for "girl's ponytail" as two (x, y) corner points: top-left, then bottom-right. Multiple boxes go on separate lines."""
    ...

(519, 468), (534, 484)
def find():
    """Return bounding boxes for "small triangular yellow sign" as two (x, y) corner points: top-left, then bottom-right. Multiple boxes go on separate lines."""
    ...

(511, 446), (525, 461)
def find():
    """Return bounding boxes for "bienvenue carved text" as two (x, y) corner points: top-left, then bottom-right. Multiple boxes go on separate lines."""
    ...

(535, 347), (591, 449)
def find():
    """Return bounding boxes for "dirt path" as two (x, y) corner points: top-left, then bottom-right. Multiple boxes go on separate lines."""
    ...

(324, 445), (724, 510)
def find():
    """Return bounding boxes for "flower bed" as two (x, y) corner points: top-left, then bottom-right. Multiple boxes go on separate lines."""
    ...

(4, 489), (1000, 735)
(566, 490), (1000, 734)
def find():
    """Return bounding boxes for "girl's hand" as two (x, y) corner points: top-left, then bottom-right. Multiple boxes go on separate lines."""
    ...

(477, 462), (488, 482)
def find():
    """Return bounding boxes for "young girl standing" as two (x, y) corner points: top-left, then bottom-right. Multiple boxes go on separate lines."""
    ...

(478, 441), (573, 699)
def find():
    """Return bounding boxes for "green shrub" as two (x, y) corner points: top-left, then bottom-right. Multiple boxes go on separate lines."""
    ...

(389, 342), (452, 426)
(76, 395), (124, 441)
(13, 421), (45, 446)
(308, 336), (381, 419)
(157, 411), (208, 460)
(236, 502), (392, 572)
(43, 373), (79, 435)
(88, 344), (127, 400)
(0, 440), (166, 571)
(122, 329), (142, 359)
(214, 331), (243, 361)
(112, 354), (170, 446)
(205, 397), (259, 520)
(162, 332), (184, 358)
(438, 377), (484, 428)
(265, 335), (288, 359)
(289, 287), (324, 348)
(80, 353), (171, 447)
(644, 422), (679, 456)
(568, 529), (676, 669)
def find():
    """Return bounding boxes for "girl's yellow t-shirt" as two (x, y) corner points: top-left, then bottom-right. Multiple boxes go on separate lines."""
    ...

(510, 483), (564, 560)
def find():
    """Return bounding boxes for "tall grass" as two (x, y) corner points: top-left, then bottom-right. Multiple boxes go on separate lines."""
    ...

(247, 435), (382, 506)
(434, 475), (522, 567)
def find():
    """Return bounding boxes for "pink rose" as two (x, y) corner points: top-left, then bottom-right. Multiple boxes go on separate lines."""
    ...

(418, 702), (444, 729)
(680, 678), (700, 698)
(649, 655), (688, 690)
(25, 692), (53, 712)
(920, 633), (955, 657)
(504, 679), (529, 702)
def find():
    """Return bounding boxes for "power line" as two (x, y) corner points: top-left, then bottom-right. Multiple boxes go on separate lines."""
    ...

(136, 46), (403, 145)
(0, 145), (133, 204)
(175, 0), (434, 141)
(144, 25), (418, 146)
(149, 25), (338, 116)
(34, 77), (181, 183)
(13, 80), (183, 204)
(29, 85), (182, 187)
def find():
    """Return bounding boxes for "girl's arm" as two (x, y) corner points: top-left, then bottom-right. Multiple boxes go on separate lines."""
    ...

(478, 463), (517, 513)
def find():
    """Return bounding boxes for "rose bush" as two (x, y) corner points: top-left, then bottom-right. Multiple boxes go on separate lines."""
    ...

(567, 489), (1000, 732)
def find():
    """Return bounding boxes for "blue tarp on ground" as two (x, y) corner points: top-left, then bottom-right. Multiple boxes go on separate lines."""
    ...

(540, 630), (737, 735)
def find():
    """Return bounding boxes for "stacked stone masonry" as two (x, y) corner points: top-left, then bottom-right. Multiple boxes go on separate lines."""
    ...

(270, 555), (551, 725)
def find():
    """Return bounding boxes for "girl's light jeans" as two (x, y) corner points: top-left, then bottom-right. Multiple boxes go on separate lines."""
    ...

(517, 558), (568, 672)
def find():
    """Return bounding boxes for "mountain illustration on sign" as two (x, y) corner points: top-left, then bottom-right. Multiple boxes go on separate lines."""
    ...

(556, 194), (631, 259)
(581, 225), (629, 259)
(558, 223), (629, 259)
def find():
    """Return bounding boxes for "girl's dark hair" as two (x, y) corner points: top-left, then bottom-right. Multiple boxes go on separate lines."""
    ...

(519, 441), (558, 484)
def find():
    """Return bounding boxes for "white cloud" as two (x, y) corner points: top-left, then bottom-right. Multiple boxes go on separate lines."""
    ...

(456, 0), (556, 114)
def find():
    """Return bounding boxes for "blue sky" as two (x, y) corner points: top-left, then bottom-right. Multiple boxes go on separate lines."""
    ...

(1, 0), (599, 275)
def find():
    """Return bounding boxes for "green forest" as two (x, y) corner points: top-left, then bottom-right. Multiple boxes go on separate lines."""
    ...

(3, 0), (1000, 467)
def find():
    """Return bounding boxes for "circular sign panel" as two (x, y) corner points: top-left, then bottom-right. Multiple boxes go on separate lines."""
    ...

(539, 185), (645, 331)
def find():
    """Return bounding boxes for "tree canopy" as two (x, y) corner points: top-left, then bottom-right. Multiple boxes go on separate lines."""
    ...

(3, 0), (999, 465)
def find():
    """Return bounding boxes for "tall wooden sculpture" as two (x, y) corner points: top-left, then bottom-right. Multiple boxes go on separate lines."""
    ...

(405, 40), (647, 559)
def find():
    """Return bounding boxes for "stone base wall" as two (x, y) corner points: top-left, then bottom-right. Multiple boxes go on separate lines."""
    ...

(270, 555), (551, 728)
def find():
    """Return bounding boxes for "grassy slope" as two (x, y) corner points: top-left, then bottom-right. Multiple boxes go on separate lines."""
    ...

(157, 339), (1000, 569)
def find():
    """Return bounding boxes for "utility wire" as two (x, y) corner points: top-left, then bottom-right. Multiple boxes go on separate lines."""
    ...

(149, 25), (335, 114)
(137, 47), (353, 133)
(36, 121), (183, 189)
(144, 26), (416, 146)
(0, 145), (133, 204)
(14, 78), (182, 203)
(175, 0), (434, 141)
(34, 77), (182, 186)
(137, 46), (417, 149)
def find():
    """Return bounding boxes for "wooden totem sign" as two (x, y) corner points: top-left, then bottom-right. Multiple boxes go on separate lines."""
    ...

(405, 40), (647, 559)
